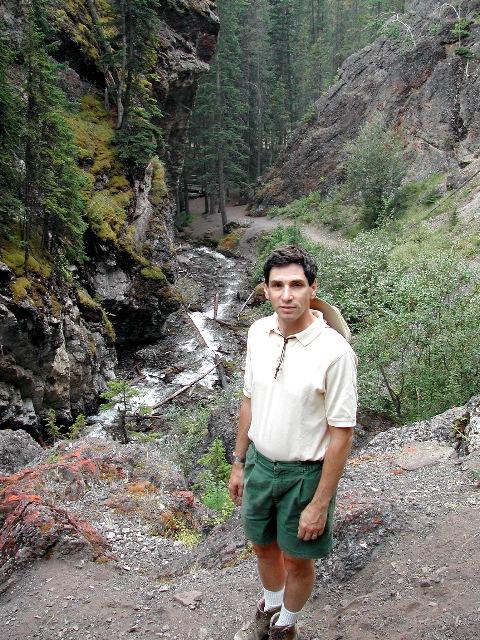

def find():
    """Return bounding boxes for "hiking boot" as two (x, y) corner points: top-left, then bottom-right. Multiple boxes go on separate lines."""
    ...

(234, 599), (281, 640)
(268, 613), (301, 640)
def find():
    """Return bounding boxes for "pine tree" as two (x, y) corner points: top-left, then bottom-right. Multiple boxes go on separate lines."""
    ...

(106, 0), (163, 178)
(0, 27), (22, 230)
(186, 0), (247, 229)
(186, 0), (409, 207)
(21, 0), (87, 276)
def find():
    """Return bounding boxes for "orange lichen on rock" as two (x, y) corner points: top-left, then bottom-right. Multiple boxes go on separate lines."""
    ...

(0, 443), (114, 585)
(126, 481), (156, 494)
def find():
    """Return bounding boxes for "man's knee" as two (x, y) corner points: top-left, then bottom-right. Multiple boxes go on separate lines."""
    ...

(252, 539), (282, 561)
(282, 553), (315, 577)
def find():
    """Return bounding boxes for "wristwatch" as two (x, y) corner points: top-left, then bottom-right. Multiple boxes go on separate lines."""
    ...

(232, 453), (246, 464)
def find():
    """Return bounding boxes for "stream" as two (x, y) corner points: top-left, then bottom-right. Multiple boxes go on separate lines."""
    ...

(88, 242), (252, 435)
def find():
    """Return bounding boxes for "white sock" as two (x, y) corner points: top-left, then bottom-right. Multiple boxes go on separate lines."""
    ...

(274, 604), (301, 627)
(263, 587), (285, 611)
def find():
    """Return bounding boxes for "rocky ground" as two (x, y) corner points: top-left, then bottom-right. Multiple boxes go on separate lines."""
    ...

(1, 204), (479, 640)
(1, 406), (478, 640)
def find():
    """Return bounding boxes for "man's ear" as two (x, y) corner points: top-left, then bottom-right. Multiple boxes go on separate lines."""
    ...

(263, 281), (270, 300)
(311, 279), (318, 298)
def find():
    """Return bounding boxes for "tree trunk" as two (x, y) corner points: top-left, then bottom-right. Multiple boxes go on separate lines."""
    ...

(216, 58), (228, 232)
(175, 187), (183, 228)
(209, 190), (217, 217)
(182, 171), (190, 218)
(116, 1), (127, 129)
(203, 183), (209, 215)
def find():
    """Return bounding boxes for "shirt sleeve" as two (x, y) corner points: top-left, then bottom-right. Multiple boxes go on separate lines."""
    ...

(324, 349), (358, 427)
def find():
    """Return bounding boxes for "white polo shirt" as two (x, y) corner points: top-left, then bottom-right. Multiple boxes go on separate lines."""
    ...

(243, 312), (357, 462)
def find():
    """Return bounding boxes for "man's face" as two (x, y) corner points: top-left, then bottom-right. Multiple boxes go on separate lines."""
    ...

(264, 263), (317, 332)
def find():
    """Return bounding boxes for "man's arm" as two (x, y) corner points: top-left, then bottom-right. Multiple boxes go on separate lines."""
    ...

(228, 396), (252, 506)
(297, 424), (353, 540)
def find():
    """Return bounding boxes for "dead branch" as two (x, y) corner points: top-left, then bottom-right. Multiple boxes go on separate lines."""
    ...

(181, 304), (208, 347)
(135, 362), (147, 380)
(151, 364), (217, 411)
(214, 318), (243, 331)
(237, 289), (255, 319)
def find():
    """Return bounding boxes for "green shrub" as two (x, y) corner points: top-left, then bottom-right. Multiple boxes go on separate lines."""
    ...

(196, 438), (235, 519)
(342, 114), (406, 228)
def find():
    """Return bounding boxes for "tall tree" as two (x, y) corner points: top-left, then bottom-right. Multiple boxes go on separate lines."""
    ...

(186, 0), (247, 229)
(106, 0), (163, 178)
(21, 0), (87, 276)
(0, 27), (22, 230)
(186, 0), (410, 206)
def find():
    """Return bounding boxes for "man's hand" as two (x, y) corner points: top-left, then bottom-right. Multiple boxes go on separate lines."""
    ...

(297, 425), (354, 541)
(297, 502), (328, 541)
(228, 463), (245, 506)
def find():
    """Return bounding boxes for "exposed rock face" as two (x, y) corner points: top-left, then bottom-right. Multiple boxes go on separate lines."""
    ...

(253, 0), (480, 212)
(0, 429), (43, 475)
(0, 2), (219, 434)
(0, 266), (117, 436)
(71, 0), (220, 345)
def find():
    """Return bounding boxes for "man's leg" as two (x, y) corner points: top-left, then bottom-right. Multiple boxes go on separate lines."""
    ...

(281, 553), (315, 613)
(255, 547), (314, 637)
(234, 541), (286, 640)
(253, 540), (286, 591)
(253, 543), (315, 610)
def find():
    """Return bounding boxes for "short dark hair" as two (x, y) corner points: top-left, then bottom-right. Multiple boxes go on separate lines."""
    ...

(263, 245), (317, 285)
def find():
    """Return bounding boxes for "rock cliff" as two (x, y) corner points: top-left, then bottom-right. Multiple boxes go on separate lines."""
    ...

(253, 0), (480, 212)
(0, 0), (219, 437)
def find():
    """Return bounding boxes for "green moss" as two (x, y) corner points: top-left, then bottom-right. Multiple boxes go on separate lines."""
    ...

(86, 191), (125, 242)
(10, 277), (32, 301)
(109, 174), (130, 192)
(1, 240), (25, 275)
(51, 295), (63, 318)
(103, 315), (116, 341)
(53, 1), (99, 63)
(70, 96), (115, 176)
(77, 287), (101, 309)
(140, 265), (166, 281)
(150, 156), (168, 205)
(1, 234), (52, 279)
(87, 333), (97, 355)
(77, 287), (115, 341)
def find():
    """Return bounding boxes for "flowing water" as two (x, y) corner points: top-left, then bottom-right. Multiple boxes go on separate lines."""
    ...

(88, 244), (250, 435)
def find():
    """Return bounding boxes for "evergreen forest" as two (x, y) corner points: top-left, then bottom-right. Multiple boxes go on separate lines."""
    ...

(185, 0), (407, 215)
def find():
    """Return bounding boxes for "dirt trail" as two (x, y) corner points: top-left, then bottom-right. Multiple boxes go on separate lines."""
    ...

(185, 199), (344, 251)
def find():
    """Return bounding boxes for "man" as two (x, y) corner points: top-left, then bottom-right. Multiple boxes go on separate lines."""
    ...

(228, 245), (357, 640)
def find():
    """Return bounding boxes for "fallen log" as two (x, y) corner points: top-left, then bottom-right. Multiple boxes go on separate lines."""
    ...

(237, 289), (255, 319)
(135, 362), (147, 379)
(181, 304), (208, 347)
(151, 364), (217, 410)
(213, 318), (243, 331)
(215, 353), (228, 389)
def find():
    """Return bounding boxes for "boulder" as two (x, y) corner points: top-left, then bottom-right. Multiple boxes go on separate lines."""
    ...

(0, 429), (43, 475)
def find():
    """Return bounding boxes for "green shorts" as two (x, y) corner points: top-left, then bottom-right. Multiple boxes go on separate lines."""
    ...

(241, 444), (336, 559)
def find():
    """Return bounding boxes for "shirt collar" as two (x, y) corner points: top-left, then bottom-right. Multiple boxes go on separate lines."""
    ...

(267, 311), (327, 346)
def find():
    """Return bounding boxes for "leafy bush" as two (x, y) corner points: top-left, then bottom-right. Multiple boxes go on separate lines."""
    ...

(258, 226), (480, 423)
(342, 114), (406, 228)
(164, 403), (211, 477)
